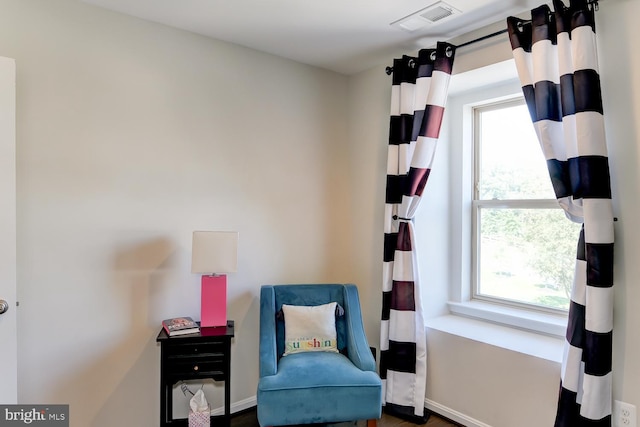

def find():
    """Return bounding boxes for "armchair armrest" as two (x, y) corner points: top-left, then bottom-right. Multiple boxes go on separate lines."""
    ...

(259, 286), (278, 378)
(343, 284), (376, 372)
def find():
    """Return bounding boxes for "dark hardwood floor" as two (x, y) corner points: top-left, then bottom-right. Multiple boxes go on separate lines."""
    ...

(231, 408), (459, 427)
(378, 411), (458, 427)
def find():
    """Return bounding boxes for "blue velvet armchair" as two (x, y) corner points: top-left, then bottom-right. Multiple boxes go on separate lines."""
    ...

(257, 284), (382, 427)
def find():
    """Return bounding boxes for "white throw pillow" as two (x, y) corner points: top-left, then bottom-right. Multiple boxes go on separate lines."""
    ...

(282, 302), (338, 356)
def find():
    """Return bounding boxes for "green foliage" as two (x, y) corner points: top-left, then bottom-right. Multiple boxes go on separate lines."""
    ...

(534, 295), (571, 308)
(480, 163), (553, 200)
(479, 164), (581, 310)
(474, 102), (584, 310)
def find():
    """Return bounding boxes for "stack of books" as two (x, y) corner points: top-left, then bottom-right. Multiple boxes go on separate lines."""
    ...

(162, 316), (200, 336)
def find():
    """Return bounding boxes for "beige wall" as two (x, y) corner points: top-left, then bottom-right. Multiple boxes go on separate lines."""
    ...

(0, 0), (353, 425)
(344, 65), (389, 347)
(3, 0), (640, 425)
(598, 0), (640, 408)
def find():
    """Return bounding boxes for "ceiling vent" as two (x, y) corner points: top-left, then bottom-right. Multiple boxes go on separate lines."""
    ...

(391, 1), (461, 33)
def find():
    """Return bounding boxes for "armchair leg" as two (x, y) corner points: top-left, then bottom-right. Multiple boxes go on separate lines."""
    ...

(367, 419), (377, 427)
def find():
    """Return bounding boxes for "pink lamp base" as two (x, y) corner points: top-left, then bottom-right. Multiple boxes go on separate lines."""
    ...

(201, 275), (227, 328)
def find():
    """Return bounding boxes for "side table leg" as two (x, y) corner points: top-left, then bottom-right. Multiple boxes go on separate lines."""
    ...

(160, 381), (167, 427)
(225, 380), (231, 427)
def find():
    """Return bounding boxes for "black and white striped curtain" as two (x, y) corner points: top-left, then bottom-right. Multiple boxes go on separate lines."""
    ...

(507, 1), (614, 426)
(381, 42), (455, 422)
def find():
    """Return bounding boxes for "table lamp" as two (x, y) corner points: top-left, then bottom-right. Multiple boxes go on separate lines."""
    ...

(191, 231), (238, 328)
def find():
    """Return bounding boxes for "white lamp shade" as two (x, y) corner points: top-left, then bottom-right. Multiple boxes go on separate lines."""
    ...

(191, 231), (238, 274)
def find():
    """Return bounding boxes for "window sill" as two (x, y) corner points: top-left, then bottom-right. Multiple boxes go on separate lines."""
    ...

(423, 302), (566, 364)
(448, 300), (567, 337)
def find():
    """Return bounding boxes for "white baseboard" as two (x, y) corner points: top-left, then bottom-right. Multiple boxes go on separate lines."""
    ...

(425, 399), (492, 427)
(211, 395), (257, 416)
(213, 395), (490, 427)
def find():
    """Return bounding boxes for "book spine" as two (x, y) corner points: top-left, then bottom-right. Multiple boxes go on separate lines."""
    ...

(162, 323), (171, 335)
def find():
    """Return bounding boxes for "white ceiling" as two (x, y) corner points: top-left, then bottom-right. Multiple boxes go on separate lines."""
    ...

(81, 0), (541, 75)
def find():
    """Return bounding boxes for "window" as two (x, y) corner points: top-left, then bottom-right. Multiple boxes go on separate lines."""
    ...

(472, 98), (581, 313)
(430, 60), (569, 338)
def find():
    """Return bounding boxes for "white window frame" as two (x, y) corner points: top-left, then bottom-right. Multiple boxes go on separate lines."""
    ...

(471, 98), (571, 315)
(444, 60), (568, 337)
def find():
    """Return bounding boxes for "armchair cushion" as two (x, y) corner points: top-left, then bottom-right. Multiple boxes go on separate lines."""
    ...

(282, 302), (339, 355)
(258, 352), (381, 425)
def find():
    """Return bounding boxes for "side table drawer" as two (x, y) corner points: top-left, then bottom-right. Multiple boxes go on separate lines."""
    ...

(166, 341), (226, 357)
(168, 357), (226, 379)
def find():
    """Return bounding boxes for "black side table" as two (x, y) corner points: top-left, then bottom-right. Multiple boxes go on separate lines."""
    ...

(156, 320), (234, 427)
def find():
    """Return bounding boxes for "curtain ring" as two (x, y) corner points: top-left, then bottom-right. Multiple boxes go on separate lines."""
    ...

(430, 51), (436, 61)
(408, 58), (415, 68)
(516, 21), (524, 33)
(445, 46), (453, 58)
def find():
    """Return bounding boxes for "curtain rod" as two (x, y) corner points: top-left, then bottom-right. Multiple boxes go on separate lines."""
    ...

(385, 0), (602, 75)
